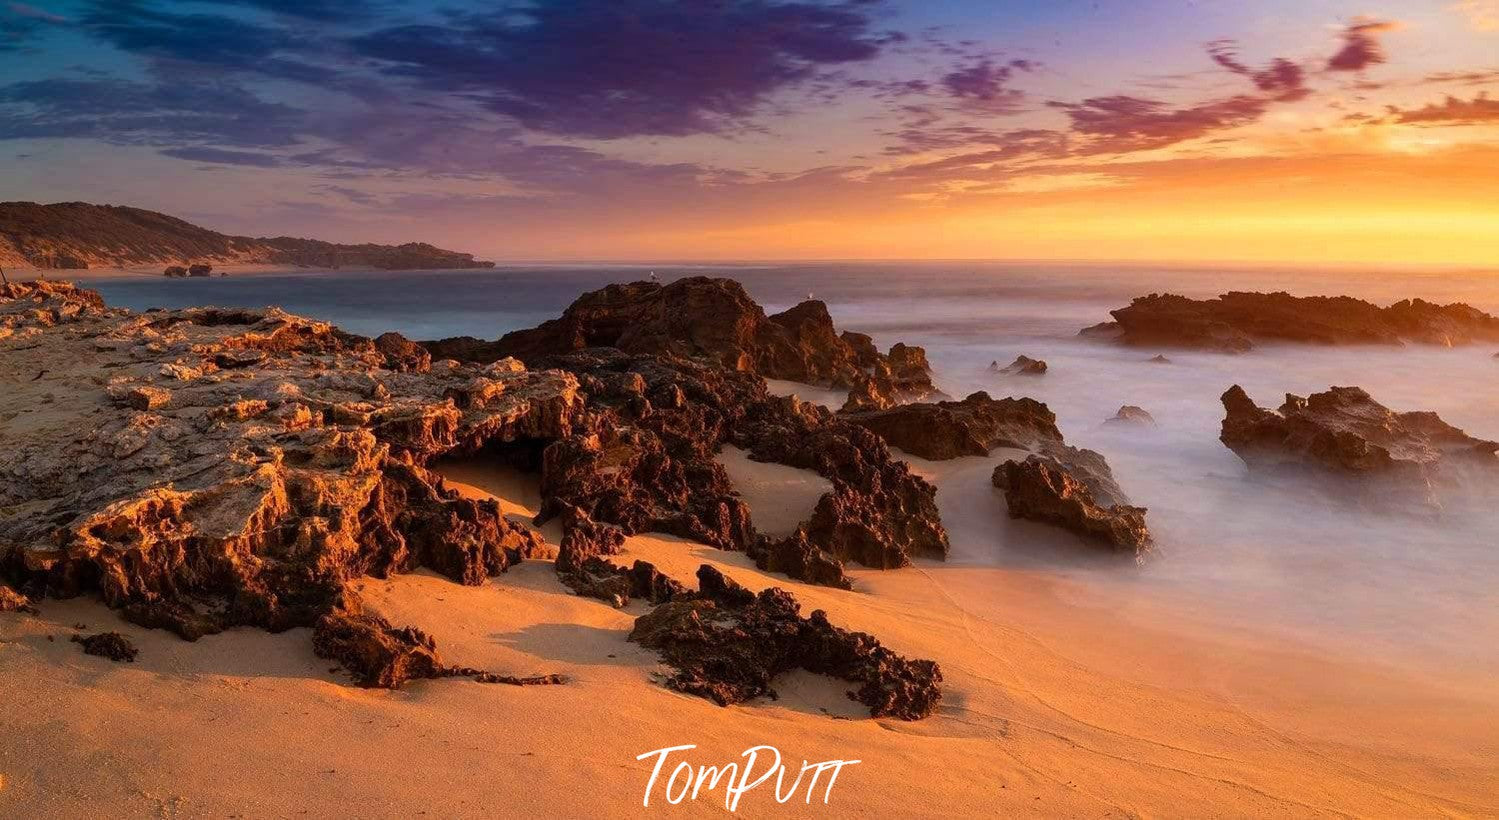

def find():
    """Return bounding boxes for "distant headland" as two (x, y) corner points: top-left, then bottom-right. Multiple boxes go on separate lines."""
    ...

(0, 201), (496, 272)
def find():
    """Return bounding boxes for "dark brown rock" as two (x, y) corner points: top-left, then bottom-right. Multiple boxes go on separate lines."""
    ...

(992, 455), (1151, 557)
(1000, 355), (1047, 375)
(373, 332), (432, 372)
(313, 607), (445, 688)
(1219, 385), (1499, 502)
(1106, 405), (1155, 426)
(524, 349), (948, 590)
(442, 277), (936, 401)
(629, 565), (941, 720)
(71, 631), (138, 662)
(1088, 291), (1499, 352)
(843, 391), (1063, 460)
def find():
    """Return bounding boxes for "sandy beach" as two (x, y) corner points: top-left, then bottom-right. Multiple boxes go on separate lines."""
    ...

(4, 430), (1495, 818)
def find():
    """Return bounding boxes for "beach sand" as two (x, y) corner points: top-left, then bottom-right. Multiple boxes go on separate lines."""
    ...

(2, 435), (1497, 817)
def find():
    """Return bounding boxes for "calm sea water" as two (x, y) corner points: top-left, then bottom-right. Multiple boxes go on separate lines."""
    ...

(88, 262), (1499, 673)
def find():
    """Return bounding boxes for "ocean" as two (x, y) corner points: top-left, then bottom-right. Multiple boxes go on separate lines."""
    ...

(88, 261), (1499, 678)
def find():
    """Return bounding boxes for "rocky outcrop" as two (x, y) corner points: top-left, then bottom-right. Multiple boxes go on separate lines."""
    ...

(438, 277), (936, 406)
(0, 201), (496, 270)
(526, 348), (948, 590)
(0, 281), (579, 669)
(553, 506), (688, 607)
(992, 455), (1151, 557)
(1106, 405), (1155, 426)
(1084, 291), (1499, 352)
(839, 389), (1150, 552)
(0, 583), (37, 614)
(843, 392), (1063, 460)
(629, 565), (942, 720)
(997, 355), (1047, 375)
(1, 281), (944, 709)
(1220, 385), (1499, 503)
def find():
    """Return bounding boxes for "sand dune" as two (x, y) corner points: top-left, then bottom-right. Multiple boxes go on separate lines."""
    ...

(2, 452), (1496, 818)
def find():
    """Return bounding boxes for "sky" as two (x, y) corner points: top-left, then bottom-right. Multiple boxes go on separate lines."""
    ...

(1, 0), (1497, 265)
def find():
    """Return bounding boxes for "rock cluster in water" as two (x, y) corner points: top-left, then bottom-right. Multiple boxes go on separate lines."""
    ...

(1083, 291), (1499, 352)
(1220, 384), (1499, 504)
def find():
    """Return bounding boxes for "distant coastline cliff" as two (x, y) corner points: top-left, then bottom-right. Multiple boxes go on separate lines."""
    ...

(0, 201), (496, 271)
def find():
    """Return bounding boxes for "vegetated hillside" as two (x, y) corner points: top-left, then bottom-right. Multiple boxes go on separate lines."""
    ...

(0, 201), (496, 270)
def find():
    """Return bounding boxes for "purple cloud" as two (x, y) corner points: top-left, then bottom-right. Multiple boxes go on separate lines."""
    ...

(1327, 18), (1400, 73)
(1207, 41), (1308, 101)
(1393, 92), (1499, 124)
(352, 0), (892, 139)
(940, 58), (1033, 113)
(1048, 94), (1269, 155)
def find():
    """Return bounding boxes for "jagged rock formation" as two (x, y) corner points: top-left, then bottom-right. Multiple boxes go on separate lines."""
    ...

(1148, 354), (1172, 364)
(997, 355), (1047, 375)
(843, 392), (1064, 460)
(71, 631), (138, 662)
(1220, 385), (1499, 503)
(0, 280), (577, 659)
(629, 565), (942, 720)
(0, 201), (496, 270)
(840, 390), (1151, 553)
(1, 583), (37, 614)
(0, 282), (946, 714)
(524, 348), (948, 591)
(313, 595), (567, 689)
(427, 277), (936, 407)
(553, 506), (688, 608)
(1083, 291), (1499, 352)
(1106, 405), (1156, 426)
(992, 456), (1151, 557)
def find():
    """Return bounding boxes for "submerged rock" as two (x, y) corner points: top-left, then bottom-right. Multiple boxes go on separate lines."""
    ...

(992, 455), (1151, 557)
(1086, 291), (1499, 352)
(1105, 405), (1156, 426)
(1219, 385), (1499, 503)
(1000, 355), (1047, 375)
(629, 565), (942, 720)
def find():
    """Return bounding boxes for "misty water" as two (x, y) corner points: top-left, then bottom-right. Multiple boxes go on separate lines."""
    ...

(89, 262), (1499, 677)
